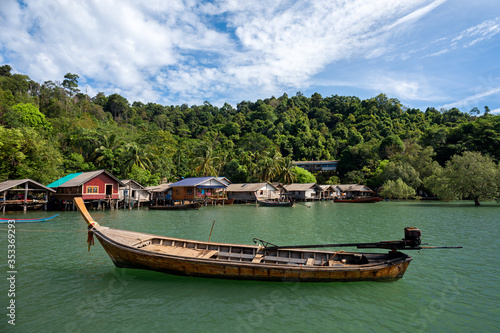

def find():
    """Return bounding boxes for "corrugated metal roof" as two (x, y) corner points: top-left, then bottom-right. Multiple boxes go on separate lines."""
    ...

(48, 170), (124, 188)
(293, 160), (339, 165)
(169, 177), (227, 188)
(120, 179), (147, 190)
(216, 177), (232, 186)
(283, 183), (318, 191)
(145, 183), (172, 192)
(334, 184), (373, 192)
(0, 179), (56, 192)
(226, 183), (278, 192)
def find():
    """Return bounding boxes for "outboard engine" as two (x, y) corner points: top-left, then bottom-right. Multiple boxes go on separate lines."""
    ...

(404, 227), (421, 248)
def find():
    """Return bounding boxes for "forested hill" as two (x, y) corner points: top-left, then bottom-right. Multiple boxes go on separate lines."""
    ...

(0, 65), (499, 200)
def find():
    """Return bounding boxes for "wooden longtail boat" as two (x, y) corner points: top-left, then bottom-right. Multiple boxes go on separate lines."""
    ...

(257, 200), (294, 207)
(149, 202), (201, 210)
(0, 213), (60, 223)
(75, 197), (435, 282)
(334, 197), (382, 203)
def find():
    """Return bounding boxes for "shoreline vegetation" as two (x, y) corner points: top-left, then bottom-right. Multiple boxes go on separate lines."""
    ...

(0, 66), (499, 205)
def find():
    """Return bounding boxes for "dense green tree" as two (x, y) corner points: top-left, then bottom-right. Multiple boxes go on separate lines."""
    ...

(277, 158), (297, 184)
(127, 164), (160, 186)
(192, 143), (219, 177)
(0, 65), (12, 77)
(379, 134), (404, 159)
(424, 151), (499, 205)
(106, 93), (130, 121)
(325, 175), (341, 185)
(223, 160), (249, 183)
(62, 73), (79, 96)
(292, 166), (316, 183)
(63, 153), (95, 173)
(0, 126), (63, 183)
(2, 103), (49, 129)
(380, 178), (416, 199)
(1, 64), (500, 190)
(376, 160), (421, 189)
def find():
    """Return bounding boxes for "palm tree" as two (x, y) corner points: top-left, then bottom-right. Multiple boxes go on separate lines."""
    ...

(241, 151), (257, 180)
(278, 158), (297, 184)
(121, 143), (153, 176)
(192, 143), (219, 176)
(259, 149), (285, 182)
(92, 133), (123, 173)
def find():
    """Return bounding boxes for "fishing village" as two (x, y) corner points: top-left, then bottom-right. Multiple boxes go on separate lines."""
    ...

(0, 161), (383, 214)
(1, 1), (500, 332)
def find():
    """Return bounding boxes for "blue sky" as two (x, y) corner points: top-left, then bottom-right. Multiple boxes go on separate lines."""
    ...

(1, 0), (499, 113)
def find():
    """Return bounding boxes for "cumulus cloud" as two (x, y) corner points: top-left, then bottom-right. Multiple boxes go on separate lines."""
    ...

(0, 0), (448, 105)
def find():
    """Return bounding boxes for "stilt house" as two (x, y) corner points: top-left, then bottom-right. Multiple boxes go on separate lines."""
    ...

(48, 170), (124, 209)
(226, 183), (280, 203)
(0, 179), (55, 212)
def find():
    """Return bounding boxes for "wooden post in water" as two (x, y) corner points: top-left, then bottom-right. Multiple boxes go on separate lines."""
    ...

(2, 190), (6, 214)
(24, 182), (28, 213)
(129, 181), (132, 210)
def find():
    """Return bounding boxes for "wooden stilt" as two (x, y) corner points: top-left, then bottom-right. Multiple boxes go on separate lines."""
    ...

(23, 182), (28, 213)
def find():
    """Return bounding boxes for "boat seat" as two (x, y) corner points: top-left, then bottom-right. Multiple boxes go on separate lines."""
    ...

(217, 252), (255, 260)
(261, 256), (307, 265)
(142, 245), (218, 259)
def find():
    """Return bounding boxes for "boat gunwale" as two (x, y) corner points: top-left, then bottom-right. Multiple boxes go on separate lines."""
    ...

(93, 227), (412, 271)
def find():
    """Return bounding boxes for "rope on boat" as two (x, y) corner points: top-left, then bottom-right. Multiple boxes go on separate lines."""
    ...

(324, 250), (345, 265)
(87, 225), (95, 252)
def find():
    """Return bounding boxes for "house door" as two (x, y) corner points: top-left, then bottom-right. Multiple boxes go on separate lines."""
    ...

(105, 184), (113, 197)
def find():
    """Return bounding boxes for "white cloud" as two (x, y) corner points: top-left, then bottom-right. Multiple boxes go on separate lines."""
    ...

(452, 17), (500, 47)
(383, 0), (446, 32)
(426, 16), (500, 57)
(440, 86), (500, 110)
(0, 0), (447, 105)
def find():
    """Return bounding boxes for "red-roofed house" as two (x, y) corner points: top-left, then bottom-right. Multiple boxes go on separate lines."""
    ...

(48, 170), (124, 209)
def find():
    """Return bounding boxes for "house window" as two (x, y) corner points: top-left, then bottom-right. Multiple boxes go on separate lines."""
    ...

(87, 186), (98, 193)
(187, 189), (193, 195)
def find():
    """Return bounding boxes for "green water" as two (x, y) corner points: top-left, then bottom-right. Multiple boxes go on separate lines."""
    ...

(1, 201), (499, 332)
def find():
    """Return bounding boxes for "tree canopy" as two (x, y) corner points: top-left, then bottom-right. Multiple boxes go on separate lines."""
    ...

(424, 151), (499, 205)
(0, 66), (499, 205)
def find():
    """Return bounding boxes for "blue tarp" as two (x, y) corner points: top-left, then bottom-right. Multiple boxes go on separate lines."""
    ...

(47, 172), (83, 188)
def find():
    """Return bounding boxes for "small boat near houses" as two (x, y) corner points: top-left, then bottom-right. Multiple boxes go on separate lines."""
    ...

(73, 197), (458, 282)
(257, 199), (294, 207)
(334, 196), (382, 203)
(149, 202), (201, 210)
(0, 213), (60, 223)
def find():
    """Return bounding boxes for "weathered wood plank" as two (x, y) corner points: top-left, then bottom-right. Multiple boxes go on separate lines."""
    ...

(141, 244), (218, 259)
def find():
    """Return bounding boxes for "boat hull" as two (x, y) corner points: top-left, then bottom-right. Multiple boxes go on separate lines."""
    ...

(0, 213), (60, 223)
(93, 228), (412, 282)
(257, 200), (294, 207)
(334, 197), (382, 203)
(149, 202), (201, 210)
